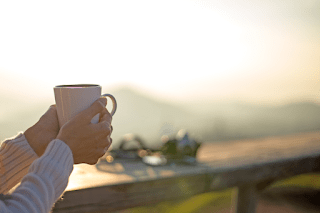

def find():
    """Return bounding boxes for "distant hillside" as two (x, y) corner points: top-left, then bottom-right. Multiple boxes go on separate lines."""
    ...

(1, 87), (320, 149)
(104, 87), (320, 147)
(187, 101), (320, 142)
(107, 87), (198, 148)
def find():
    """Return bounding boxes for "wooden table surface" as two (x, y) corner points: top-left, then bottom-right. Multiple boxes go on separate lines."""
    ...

(66, 131), (320, 191)
(53, 131), (320, 212)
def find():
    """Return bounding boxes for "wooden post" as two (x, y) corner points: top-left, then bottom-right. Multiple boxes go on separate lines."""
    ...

(232, 185), (258, 213)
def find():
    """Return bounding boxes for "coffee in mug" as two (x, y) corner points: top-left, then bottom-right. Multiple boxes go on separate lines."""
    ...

(54, 84), (117, 127)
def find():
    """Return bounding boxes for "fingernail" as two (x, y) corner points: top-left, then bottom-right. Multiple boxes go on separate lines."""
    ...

(99, 97), (107, 106)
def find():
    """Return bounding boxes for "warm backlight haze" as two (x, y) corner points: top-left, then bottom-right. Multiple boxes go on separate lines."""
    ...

(0, 0), (319, 104)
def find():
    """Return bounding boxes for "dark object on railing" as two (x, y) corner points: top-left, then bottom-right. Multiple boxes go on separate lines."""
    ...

(107, 133), (150, 160)
(160, 129), (201, 165)
(106, 130), (201, 166)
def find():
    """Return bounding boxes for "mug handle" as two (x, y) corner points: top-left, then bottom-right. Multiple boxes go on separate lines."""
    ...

(102, 93), (117, 116)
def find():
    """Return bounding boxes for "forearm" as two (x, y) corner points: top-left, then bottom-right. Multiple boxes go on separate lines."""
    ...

(0, 133), (38, 194)
(0, 139), (74, 213)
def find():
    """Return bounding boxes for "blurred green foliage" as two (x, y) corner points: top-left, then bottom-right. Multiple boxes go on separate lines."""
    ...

(119, 174), (320, 213)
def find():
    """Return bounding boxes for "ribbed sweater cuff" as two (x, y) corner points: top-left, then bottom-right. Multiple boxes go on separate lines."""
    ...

(28, 139), (74, 201)
(0, 133), (38, 194)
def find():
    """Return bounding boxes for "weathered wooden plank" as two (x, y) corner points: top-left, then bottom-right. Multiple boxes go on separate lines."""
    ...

(207, 154), (320, 191)
(65, 158), (208, 191)
(198, 131), (320, 167)
(53, 174), (208, 213)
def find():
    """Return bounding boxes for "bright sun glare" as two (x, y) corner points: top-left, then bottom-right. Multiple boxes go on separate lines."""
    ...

(0, 1), (250, 98)
(0, 0), (319, 103)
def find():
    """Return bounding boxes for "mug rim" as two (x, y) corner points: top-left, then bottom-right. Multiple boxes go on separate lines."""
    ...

(55, 84), (100, 88)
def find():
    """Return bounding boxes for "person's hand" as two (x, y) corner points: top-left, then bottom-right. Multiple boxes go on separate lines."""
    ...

(25, 105), (60, 157)
(56, 97), (113, 165)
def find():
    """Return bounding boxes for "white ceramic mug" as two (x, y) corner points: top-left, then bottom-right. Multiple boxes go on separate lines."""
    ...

(54, 84), (117, 127)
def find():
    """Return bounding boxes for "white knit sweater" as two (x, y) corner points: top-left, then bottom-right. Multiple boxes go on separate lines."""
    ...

(0, 133), (74, 213)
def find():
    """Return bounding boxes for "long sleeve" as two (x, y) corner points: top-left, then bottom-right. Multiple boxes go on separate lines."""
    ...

(0, 139), (74, 213)
(0, 133), (38, 194)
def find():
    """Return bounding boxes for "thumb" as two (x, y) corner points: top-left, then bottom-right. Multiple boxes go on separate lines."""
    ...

(78, 97), (107, 122)
(40, 105), (57, 120)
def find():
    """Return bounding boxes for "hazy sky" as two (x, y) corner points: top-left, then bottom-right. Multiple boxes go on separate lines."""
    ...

(0, 0), (319, 104)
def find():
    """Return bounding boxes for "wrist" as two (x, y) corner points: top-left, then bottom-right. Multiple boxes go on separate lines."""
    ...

(25, 126), (55, 157)
(56, 133), (72, 154)
(25, 126), (41, 156)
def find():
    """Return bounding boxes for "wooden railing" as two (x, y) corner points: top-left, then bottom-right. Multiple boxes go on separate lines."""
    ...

(52, 131), (320, 213)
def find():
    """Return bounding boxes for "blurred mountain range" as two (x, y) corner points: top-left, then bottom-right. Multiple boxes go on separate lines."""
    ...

(1, 86), (320, 149)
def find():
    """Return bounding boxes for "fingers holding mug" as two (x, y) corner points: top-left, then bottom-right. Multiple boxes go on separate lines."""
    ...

(99, 111), (112, 126)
